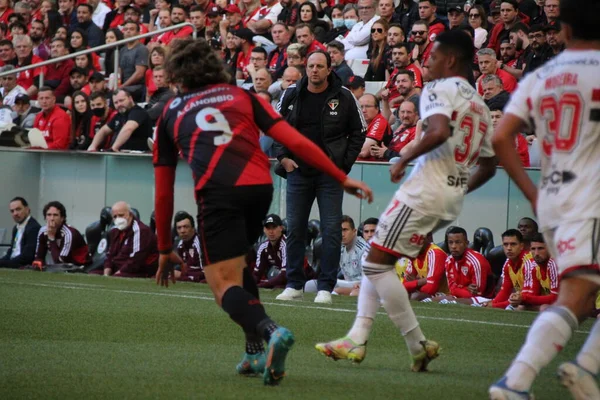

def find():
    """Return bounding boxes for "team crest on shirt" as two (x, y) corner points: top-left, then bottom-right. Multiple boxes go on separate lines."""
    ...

(461, 266), (469, 276)
(328, 99), (339, 111)
(189, 249), (194, 257)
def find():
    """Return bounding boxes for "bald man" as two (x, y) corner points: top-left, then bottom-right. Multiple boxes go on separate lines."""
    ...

(103, 201), (159, 278)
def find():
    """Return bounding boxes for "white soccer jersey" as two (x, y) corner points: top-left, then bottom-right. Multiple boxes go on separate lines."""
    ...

(505, 50), (600, 231)
(397, 77), (495, 220)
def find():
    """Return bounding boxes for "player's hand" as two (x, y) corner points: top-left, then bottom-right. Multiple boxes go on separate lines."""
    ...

(219, 19), (230, 29)
(509, 292), (521, 307)
(389, 159), (407, 183)
(156, 251), (183, 288)
(280, 157), (298, 172)
(467, 284), (478, 295)
(370, 144), (386, 159)
(342, 177), (373, 203)
(411, 44), (419, 61)
(87, 145), (97, 152)
(380, 89), (389, 100)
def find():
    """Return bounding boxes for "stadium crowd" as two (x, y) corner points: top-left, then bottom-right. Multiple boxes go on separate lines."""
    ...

(0, 0), (561, 161)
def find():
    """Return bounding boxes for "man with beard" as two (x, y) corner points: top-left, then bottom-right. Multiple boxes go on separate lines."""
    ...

(327, 40), (353, 83)
(277, 0), (300, 29)
(519, 233), (559, 310)
(75, 4), (104, 48)
(409, 20), (433, 74)
(382, 69), (419, 120)
(382, 43), (422, 108)
(487, 0), (529, 57)
(544, 22), (564, 56)
(89, 91), (117, 150)
(500, 40), (518, 68)
(29, 20), (49, 60)
(160, 6), (194, 45)
(87, 89), (152, 152)
(370, 99), (419, 161)
(384, 23), (405, 73)
(522, 24), (553, 76)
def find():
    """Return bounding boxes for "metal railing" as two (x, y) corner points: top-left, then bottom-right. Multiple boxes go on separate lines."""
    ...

(0, 22), (197, 87)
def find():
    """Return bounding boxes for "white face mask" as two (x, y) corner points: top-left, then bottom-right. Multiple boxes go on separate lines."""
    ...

(332, 18), (344, 28)
(114, 217), (128, 231)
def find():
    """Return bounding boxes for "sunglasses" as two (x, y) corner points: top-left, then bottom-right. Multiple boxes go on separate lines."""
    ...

(411, 30), (426, 35)
(371, 28), (384, 33)
(469, 13), (480, 18)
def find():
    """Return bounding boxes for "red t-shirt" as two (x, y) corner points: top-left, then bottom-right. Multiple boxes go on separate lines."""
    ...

(307, 40), (326, 54)
(477, 69), (518, 95)
(157, 26), (193, 45)
(16, 55), (43, 90)
(33, 105), (72, 149)
(359, 113), (392, 161)
(236, 45), (255, 79)
(388, 125), (416, 154)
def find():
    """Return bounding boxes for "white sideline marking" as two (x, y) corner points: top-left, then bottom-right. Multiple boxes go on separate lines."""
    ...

(0, 278), (591, 334)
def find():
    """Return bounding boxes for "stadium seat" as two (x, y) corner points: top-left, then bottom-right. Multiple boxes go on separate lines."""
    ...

(470, 227), (495, 258)
(149, 210), (156, 233)
(436, 225), (455, 254)
(131, 208), (140, 220)
(307, 219), (320, 246)
(281, 218), (287, 235)
(311, 234), (323, 272)
(349, 59), (369, 78)
(528, 141), (541, 167)
(486, 245), (507, 278)
(365, 81), (385, 95)
(84, 207), (114, 273)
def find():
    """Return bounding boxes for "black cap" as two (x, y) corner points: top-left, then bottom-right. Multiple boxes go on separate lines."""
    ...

(234, 27), (254, 42)
(124, 5), (142, 15)
(345, 75), (365, 89)
(14, 93), (30, 104)
(448, 5), (463, 13)
(543, 21), (561, 32)
(69, 66), (87, 76)
(207, 5), (223, 17)
(89, 71), (105, 82)
(263, 214), (283, 227)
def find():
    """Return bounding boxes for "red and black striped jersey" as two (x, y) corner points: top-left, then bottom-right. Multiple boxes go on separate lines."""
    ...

(153, 84), (282, 192)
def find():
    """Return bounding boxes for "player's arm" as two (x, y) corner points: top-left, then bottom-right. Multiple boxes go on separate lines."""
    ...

(475, 256), (491, 295)
(111, 120), (139, 152)
(88, 124), (113, 151)
(466, 156), (496, 193)
(491, 267), (513, 308)
(419, 250), (446, 296)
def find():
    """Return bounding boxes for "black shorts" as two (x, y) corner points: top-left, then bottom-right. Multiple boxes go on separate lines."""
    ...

(196, 184), (273, 266)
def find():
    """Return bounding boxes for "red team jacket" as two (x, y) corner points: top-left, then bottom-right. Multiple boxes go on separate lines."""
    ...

(445, 248), (493, 298)
(492, 250), (533, 308)
(104, 219), (159, 275)
(33, 105), (72, 149)
(359, 113), (392, 161)
(521, 258), (559, 306)
(35, 224), (90, 266)
(403, 243), (448, 296)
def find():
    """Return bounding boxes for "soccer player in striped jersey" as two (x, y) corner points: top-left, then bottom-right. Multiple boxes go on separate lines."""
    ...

(489, 1), (600, 397)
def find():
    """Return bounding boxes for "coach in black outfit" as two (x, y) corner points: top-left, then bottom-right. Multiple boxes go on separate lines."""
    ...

(0, 197), (41, 268)
(274, 50), (366, 304)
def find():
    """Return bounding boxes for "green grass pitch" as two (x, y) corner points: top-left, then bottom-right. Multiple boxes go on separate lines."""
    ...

(0, 269), (593, 399)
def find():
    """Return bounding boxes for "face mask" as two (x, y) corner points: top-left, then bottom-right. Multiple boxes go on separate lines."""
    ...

(332, 18), (344, 28)
(92, 107), (105, 117)
(114, 217), (128, 231)
(344, 19), (357, 30)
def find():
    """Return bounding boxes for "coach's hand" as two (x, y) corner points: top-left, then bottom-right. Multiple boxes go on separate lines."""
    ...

(156, 251), (184, 288)
(342, 177), (373, 203)
(390, 159), (407, 183)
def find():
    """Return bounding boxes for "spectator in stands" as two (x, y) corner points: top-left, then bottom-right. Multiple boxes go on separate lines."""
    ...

(0, 65), (25, 106)
(250, 67), (272, 93)
(189, 6), (207, 40)
(103, 0), (129, 31)
(275, 50), (365, 305)
(88, 89), (152, 152)
(417, 0), (444, 42)
(372, 99), (418, 160)
(399, 233), (448, 300)
(58, 0), (76, 29)
(69, 90), (93, 150)
(382, 44), (422, 108)
(285, 42), (306, 70)
(322, 5), (348, 44)
(13, 35), (42, 98)
(13, 1), (29, 24)
(39, 0), (52, 20)
(306, 215), (369, 296)
(481, 74), (509, 104)
(223, 30), (241, 77)
(29, 20), (49, 60)
(268, 64), (301, 102)
(0, 197), (40, 269)
(295, 23), (325, 54)
(145, 45), (167, 102)
(89, 72), (110, 103)
(267, 22), (290, 80)
(543, 0), (559, 24)
(240, 0), (261, 27)
(103, 201), (159, 278)
(361, 217), (378, 242)
(468, 4), (488, 49)
(145, 66), (173, 122)
(219, 4), (243, 37)
(345, 74), (365, 100)
(488, 97), (530, 167)
(160, 6), (194, 45)
(298, 2), (328, 43)
(395, 0), (418, 37)
(0, 39), (16, 65)
(33, 200), (90, 268)
(544, 22), (564, 56)
(517, 217), (539, 248)
(134, 0), (152, 26)
(342, 3), (359, 31)
(119, 21), (149, 102)
(67, 67), (91, 97)
(74, 4), (103, 48)
(340, 0), (378, 60)
(519, 233), (558, 310)
(487, 0), (529, 56)
(74, 53), (95, 74)
(254, 214), (287, 289)
(241, 46), (268, 87)
(522, 24), (554, 76)
(476, 48), (517, 95)
(386, 68), (419, 117)
(89, 91), (116, 149)
(327, 40), (352, 83)
(88, 0), (110, 29)
(247, 0), (282, 36)
(12, 93), (39, 129)
(44, 38), (74, 99)
(148, 9), (172, 46)
(364, 18), (388, 81)
(55, 27), (68, 42)
(500, 39), (518, 70)
(9, 19), (26, 37)
(277, 0), (298, 29)
(485, 229), (532, 309)
(358, 93), (391, 160)
(234, 27), (255, 80)
(384, 23), (405, 73)
(410, 20), (433, 74)
(447, 4), (465, 30)
(103, 28), (124, 77)
(378, 0), (400, 24)
(44, 10), (63, 40)
(33, 87), (71, 149)
(205, 6), (224, 41)
(173, 211), (204, 282)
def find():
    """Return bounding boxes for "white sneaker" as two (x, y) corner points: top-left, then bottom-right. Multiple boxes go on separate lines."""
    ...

(314, 290), (332, 304)
(558, 361), (600, 400)
(275, 288), (303, 301)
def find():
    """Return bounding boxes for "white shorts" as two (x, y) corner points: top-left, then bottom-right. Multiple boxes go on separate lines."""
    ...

(371, 198), (451, 258)
(543, 219), (600, 283)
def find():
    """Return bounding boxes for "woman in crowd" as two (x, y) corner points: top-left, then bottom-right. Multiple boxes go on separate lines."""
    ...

(223, 30), (240, 77)
(44, 9), (62, 39)
(9, 20), (25, 37)
(364, 19), (389, 81)
(239, 0), (261, 27)
(145, 45), (168, 102)
(103, 28), (124, 76)
(39, 0), (53, 19)
(54, 26), (67, 40)
(298, 2), (329, 43)
(468, 5), (489, 49)
(69, 28), (101, 71)
(75, 54), (96, 75)
(70, 91), (93, 150)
